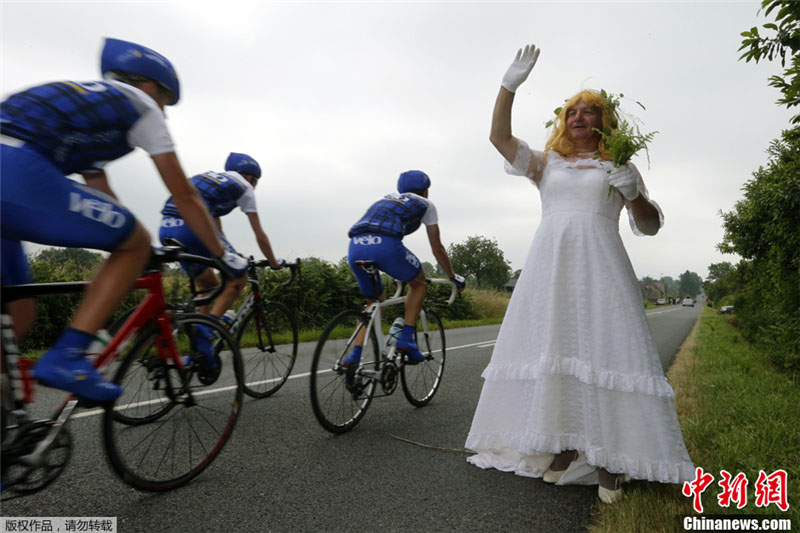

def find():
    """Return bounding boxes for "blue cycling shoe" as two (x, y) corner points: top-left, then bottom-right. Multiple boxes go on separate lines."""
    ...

(396, 335), (426, 365)
(33, 347), (122, 402)
(190, 324), (219, 371)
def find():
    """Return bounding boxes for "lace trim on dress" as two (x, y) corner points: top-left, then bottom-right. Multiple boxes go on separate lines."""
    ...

(545, 150), (613, 172)
(465, 433), (695, 484)
(481, 356), (676, 398)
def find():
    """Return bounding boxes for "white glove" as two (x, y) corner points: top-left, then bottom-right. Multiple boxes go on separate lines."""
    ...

(501, 44), (540, 93)
(450, 274), (466, 290)
(608, 165), (640, 200)
(271, 258), (287, 270)
(217, 250), (248, 277)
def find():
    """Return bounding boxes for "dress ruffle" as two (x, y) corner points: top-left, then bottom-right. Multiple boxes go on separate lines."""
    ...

(481, 355), (676, 398)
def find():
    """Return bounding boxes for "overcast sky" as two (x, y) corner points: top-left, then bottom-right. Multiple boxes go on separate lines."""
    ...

(1, 1), (792, 281)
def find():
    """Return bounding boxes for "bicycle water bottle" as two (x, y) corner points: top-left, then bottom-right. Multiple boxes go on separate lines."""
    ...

(221, 310), (236, 329)
(388, 317), (404, 345)
(86, 329), (111, 363)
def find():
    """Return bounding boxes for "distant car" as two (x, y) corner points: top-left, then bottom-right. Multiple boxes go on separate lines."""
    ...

(720, 305), (734, 314)
(682, 297), (695, 307)
(656, 298), (666, 305)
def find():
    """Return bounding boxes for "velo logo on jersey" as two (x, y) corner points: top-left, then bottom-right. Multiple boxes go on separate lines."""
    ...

(68, 193), (127, 228)
(352, 235), (383, 246)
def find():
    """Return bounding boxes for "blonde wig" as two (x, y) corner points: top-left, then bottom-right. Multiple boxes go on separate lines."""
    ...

(545, 89), (618, 160)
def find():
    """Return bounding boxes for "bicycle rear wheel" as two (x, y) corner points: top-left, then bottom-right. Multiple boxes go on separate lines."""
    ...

(237, 301), (298, 398)
(103, 313), (244, 491)
(310, 310), (378, 434)
(401, 308), (445, 407)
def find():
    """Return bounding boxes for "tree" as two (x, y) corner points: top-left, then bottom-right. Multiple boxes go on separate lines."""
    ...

(33, 247), (104, 272)
(717, 127), (799, 377)
(677, 271), (703, 299)
(739, 0), (800, 123)
(447, 236), (512, 290)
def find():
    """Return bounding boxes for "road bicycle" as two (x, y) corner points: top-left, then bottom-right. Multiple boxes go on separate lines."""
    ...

(1, 247), (244, 499)
(152, 239), (300, 398)
(309, 260), (458, 434)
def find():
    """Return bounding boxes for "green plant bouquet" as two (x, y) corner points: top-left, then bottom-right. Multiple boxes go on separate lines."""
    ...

(594, 90), (658, 196)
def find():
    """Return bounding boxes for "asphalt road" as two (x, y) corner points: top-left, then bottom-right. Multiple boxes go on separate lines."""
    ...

(1, 303), (702, 532)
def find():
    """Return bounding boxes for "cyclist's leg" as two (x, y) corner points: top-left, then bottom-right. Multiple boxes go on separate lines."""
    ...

(345, 236), (387, 366)
(379, 242), (426, 363)
(1, 144), (141, 401)
(159, 221), (245, 367)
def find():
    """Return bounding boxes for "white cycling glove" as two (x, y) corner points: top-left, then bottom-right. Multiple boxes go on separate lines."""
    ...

(271, 258), (287, 270)
(501, 44), (540, 93)
(451, 274), (466, 290)
(608, 165), (640, 201)
(217, 251), (248, 278)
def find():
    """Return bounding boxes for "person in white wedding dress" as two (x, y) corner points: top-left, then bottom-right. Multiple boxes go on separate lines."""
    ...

(464, 44), (694, 504)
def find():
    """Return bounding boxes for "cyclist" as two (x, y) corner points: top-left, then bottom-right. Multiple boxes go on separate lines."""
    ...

(345, 170), (465, 371)
(0, 38), (246, 402)
(159, 152), (285, 363)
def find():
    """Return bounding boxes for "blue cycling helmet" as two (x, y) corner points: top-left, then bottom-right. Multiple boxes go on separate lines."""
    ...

(397, 170), (431, 193)
(225, 152), (261, 179)
(101, 38), (181, 105)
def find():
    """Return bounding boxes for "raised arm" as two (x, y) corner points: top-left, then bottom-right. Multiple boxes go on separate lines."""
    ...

(491, 44), (547, 185)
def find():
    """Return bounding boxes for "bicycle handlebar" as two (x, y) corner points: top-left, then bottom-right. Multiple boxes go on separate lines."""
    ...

(0, 247), (229, 306)
(153, 246), (230, 306)
(390, 277), (459, 306)
(248, 257), (301, 287)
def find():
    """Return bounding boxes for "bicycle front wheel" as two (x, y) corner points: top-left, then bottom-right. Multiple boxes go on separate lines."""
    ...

(237, 301), (298, 398)
(402, 308), (445, 407)
(310, 310), (378, 434)
(103, 313), (244, 491)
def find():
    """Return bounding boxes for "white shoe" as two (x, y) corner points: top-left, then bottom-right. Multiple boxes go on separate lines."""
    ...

(542, 468), (566, 484)
(598, 476), (623, 504)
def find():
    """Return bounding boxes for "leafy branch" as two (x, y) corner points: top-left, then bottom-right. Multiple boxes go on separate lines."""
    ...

(739, 0), (800, 123)
(593, 90), (658, 196)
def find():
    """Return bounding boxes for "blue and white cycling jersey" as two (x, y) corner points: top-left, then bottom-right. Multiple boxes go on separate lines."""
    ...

(348, 192), (438, 239)
(161, 170), (257, 219)
(0, 79), (174, 175)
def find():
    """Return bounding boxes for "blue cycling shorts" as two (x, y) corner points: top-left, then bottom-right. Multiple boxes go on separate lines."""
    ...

(159, 217), (236, 278)
(1, 238), (31, 285)
(0, 143), (137, 285)
(347, 234), (422, 299)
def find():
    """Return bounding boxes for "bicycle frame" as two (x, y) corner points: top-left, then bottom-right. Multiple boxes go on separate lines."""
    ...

(348, 277), (456, 379)
(1, 247), (227, 487)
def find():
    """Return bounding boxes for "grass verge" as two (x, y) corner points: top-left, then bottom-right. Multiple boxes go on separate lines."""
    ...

(589, 308), (799, 532)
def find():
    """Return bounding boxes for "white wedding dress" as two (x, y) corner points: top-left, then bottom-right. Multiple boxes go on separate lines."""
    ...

(465, 141), (694, 485)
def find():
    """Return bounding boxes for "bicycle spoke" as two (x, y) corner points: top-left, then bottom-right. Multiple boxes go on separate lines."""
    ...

(104, 313), (243, 491)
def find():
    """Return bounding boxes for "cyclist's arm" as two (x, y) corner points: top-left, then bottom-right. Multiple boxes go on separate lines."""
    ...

(152, 152), (225, 257)
(82, 170), (118, 200)
(426, 224), (455, 279)
(246, 212), (282, 269)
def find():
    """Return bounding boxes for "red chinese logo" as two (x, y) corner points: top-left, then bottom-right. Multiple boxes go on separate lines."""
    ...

(682, 467), (715, 513)
(754, 469), (789, 512)
(717, 470), (748, 509)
